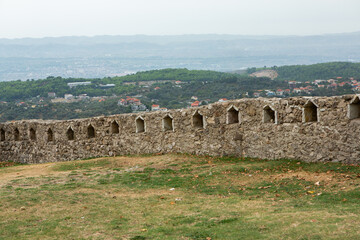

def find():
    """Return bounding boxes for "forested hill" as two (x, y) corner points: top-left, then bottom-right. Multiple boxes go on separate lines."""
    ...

(0, 63), (358, 122)
(247, 62), (360, 82)
(113, 69), (229, 82)
(0, 69), (240, 102)
(1, 62), (359, 102)
(0, 69), (279, 122)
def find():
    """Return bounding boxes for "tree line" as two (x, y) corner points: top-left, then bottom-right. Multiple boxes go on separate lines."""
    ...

(247, 62), (360, 82)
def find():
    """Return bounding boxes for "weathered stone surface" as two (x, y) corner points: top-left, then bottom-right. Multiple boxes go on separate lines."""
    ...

(1, 95), (360, 164)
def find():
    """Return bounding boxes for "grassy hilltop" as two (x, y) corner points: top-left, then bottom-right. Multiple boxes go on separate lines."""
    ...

(1, 154), (360, 239)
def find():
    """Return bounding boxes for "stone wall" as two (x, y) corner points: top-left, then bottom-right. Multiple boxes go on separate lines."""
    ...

(1, 95), (360, 164)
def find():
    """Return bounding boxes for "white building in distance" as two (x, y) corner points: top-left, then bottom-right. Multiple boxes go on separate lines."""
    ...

(67, 82), (91, 88)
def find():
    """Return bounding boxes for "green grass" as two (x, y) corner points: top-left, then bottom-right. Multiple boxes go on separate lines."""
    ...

(1, 154), (360, 239)
(52, 158), (111, 171)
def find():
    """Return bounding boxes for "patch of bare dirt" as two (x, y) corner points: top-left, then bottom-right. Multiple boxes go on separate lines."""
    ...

(0, 155), (184, 187)
(0, 162), (62, 187)
(250, 69), (278, 80)
(208, 169), (358, 191)
(272, 171), (335, 183)
(73, 188), (176, 199)
(101, 155), (183, 169)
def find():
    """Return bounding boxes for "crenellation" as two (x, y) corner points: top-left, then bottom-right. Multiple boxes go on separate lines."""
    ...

(14, 128), (20, 141)
(303, 100), (319, 122)
(226, 105), (240, 124)
(47, 128), (54, 142)
(111, 120), (120, 134)
(87, 124), (96, 139)
(1, 95), (360, 164)
(162, 114), (174, 132)
(135, 116), (145, 133)
(348, 96), (360, 120)
(263, 105), (277, 124)
(192, 110), (205, 129)
(0, 128), (5, 141)
(66, 127), (75, 141)
(29, 128), (36, 141)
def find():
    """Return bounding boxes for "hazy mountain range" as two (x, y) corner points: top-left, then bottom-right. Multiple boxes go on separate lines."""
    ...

(0, 32), (359, 81)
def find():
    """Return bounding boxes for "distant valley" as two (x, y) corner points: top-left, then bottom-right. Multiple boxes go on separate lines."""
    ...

(0, 33), (360, 81)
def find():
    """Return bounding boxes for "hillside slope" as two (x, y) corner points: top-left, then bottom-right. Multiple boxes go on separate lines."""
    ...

(248, 62), (360, 81)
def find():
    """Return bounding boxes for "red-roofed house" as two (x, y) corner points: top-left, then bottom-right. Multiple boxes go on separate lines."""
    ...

(253, 92), (261, 98)
(118, 99), (127, 106)
(293, 88), (302, 93)
(152, 104), (160, 111)
(288, 81), (297, 88)
(191, 101), (200, 107)
(338, 82), (346, 87)
(127, 98), (140, 104)
(354, 86), (360, 91)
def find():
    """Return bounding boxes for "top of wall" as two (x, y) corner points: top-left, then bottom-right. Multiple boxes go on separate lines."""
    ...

(0, 95), (356, 126)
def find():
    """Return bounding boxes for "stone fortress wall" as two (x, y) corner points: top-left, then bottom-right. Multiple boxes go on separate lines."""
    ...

(1, 95), (360, 164)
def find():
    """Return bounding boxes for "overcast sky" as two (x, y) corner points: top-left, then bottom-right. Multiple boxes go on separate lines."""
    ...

(0, 0), (359, 38)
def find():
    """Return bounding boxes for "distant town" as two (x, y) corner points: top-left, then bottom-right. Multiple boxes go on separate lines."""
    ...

(252, 77), (356, 98)
(1, 75), (356, 116)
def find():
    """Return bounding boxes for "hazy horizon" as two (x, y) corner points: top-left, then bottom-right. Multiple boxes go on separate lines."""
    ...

(1, 31), (360, 40)
(0, 32), (359, 81)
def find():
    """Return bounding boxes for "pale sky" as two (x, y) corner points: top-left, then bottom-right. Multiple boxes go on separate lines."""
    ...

(0, 0), (359, 38)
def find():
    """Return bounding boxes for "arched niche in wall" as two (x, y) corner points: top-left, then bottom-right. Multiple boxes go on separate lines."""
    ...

(14, 128), (20, 141)
(348, 96), (360, 120)
(0, 128), (5, 141)
(87, 125), (96, 138)
(303, 100), (318, 123)
(29, 128), (36, 141)
(111, 120), (120, 134)
(136, 116), (145, 133)
(67, 127), (75, 141)
(192, 111), (204, 129)
(263, 105), (277, 124)
(47, 128), (54, 142)
(227, 105), (240, 124)
(163, 114), (174, 131)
